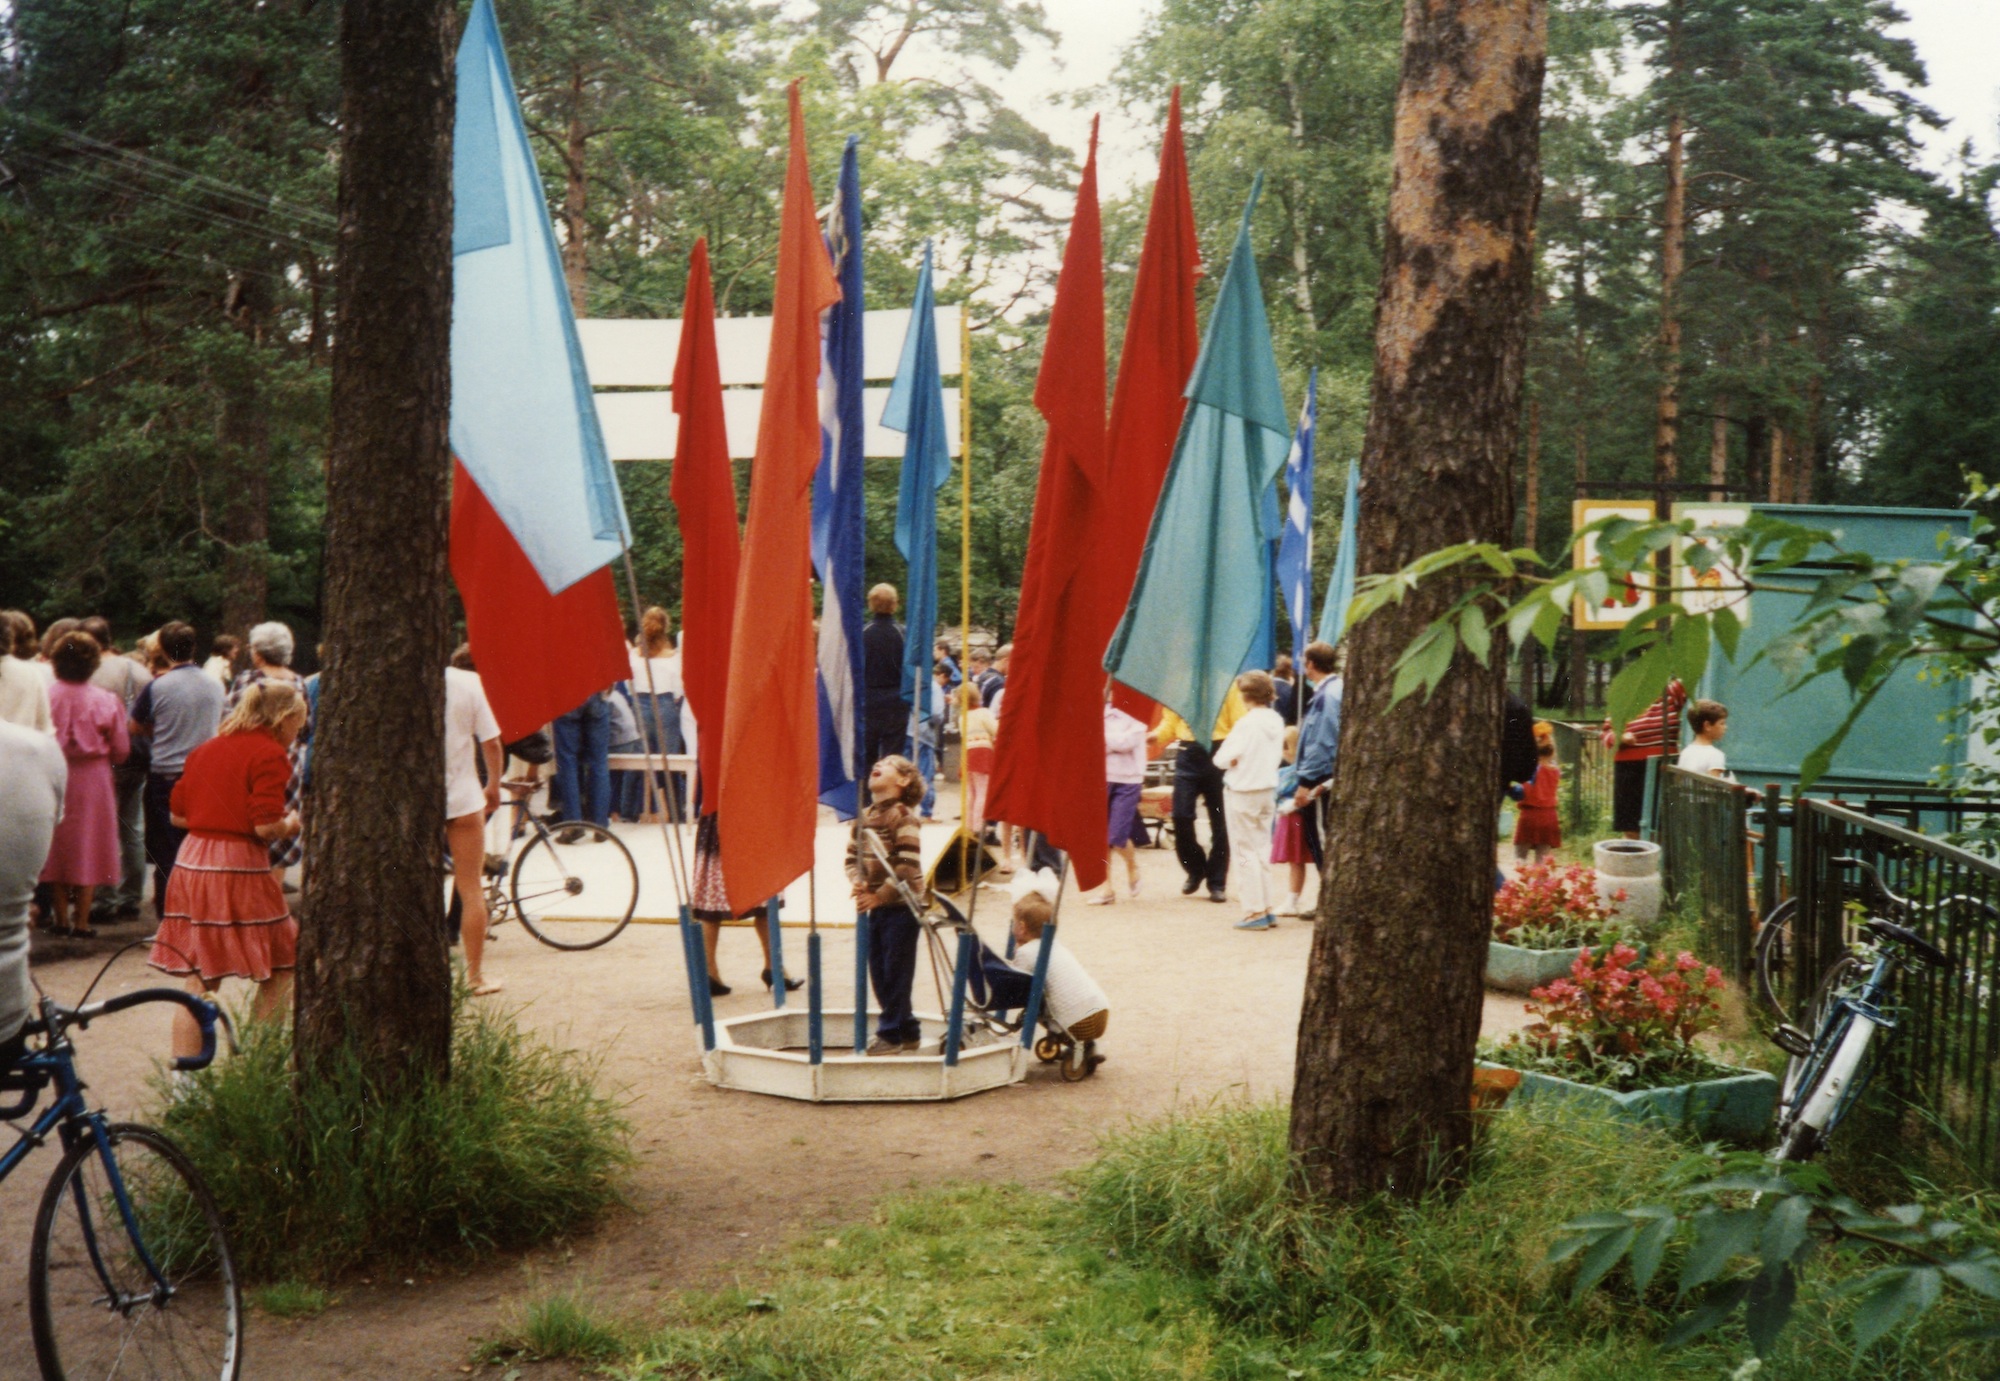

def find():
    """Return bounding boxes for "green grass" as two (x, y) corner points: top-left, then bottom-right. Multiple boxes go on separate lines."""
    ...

(251, 1281), (333, 1318)
(581, 1103), (1999, 1380)
(480, 1289), (637, 1365)
(157, 989), (633, 1282)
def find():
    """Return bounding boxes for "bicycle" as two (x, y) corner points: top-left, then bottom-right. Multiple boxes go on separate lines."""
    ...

(2, 986), (241, 1380)
(447, 782), (639, 951)
(1764, 856), (1953, 1163)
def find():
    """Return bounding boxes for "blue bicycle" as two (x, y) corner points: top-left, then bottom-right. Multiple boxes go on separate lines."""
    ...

(2, 986), (241, 1380)
(1766, 857), (1954, 1163)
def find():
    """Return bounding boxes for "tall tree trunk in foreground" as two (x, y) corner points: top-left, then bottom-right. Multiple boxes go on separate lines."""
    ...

(1290, 0), (1547, 1203)
(296, 0), (457, 1085)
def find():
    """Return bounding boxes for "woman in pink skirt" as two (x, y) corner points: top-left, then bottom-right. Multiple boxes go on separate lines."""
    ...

(39, 631), (130, 937)
(149, 681), (305, 1061)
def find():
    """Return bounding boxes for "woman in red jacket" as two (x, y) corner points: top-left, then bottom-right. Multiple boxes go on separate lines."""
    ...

(148, 681), (305, 1062)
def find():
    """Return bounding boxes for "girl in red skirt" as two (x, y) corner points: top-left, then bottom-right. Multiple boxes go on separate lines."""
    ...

(149, 681), (305, 1062)
(1512, 731), (1562, 866)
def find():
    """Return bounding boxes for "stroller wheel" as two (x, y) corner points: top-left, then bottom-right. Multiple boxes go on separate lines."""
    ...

(1034, 1035), (1064, 1063)
(1059, 1042), (1091, 1082)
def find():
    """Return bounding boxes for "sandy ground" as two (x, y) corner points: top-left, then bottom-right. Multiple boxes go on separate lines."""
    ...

(0, 816), (1533, 1380)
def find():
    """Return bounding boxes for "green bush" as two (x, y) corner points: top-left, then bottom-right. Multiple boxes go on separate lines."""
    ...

(157, 991), (632, 1282)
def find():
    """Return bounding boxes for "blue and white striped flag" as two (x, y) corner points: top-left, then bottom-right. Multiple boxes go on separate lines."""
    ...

(812, 136), (866, 819)
(1275, 368), (1316, 664)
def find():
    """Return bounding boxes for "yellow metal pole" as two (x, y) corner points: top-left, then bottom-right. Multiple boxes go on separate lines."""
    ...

(958, 308), (973, 875)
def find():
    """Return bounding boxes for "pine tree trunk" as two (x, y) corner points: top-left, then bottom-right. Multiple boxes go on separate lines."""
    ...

(1708, 396), (1729, 501)
(562, 70), (589, 316)
(295, 0), (457, 1086)
(218, 271), (275, 636)
(1523, 396), (1542, 549)
(1289, 0), (1547, 1203)
(1653, 7), (1685, 488)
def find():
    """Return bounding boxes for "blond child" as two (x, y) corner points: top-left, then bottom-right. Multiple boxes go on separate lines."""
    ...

(977, 881), (1109, 1065)
(845, 755), (927, 1055)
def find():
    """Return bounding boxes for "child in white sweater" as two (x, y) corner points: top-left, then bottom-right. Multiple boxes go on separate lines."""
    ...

(1211, 671), (1287, 930)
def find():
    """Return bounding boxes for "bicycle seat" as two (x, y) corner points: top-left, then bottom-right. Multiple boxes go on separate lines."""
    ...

(1863, 918), (1950, 970)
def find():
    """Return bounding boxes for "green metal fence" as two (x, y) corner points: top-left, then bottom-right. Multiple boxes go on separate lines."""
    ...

(1547, 720), (1612, 842)
(1794, 800), (2000, 1181)
(1658, 766), (1755, 982)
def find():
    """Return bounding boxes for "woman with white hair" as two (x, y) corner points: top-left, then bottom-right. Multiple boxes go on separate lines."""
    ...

(224, 621), (311, 884)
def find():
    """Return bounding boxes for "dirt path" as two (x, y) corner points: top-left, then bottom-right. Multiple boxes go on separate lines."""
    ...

(0, 824), (1534, 1379)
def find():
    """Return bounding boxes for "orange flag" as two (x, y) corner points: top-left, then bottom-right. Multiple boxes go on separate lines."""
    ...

(717, 84), (842, 913)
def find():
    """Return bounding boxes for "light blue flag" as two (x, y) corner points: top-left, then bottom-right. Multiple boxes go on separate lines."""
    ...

(885, 243), (952, 727)
(1275, 369), (1318, 664)
(1103, 177), (1292, 748)
(1316, 460), (1361, 645)
(813, 137), (866, 817)
(451, 0), (628, 593)
(1240, 479), (1279, 673)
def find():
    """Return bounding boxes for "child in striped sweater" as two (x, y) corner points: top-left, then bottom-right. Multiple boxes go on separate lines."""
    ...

(847, 755), (928, 1055)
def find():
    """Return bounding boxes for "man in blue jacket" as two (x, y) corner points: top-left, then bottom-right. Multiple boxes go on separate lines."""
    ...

(1290, 641), (1344, 884)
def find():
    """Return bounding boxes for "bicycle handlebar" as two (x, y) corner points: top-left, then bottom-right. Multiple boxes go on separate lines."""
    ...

(25, 988), (226, 1072)
(1830, 857), (1959, 970)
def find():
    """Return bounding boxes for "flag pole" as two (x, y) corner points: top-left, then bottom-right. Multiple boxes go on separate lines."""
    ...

(958, 307), (975, 907)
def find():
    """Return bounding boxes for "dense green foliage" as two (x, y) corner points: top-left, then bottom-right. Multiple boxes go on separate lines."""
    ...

(0, 0), (1993, 647)
(476, 1103), (1999, 1378)
(156, 993), (631, 1281)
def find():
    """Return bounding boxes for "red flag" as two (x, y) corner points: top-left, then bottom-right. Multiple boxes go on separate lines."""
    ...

(1105, 89), (1203, 722)
(451, 462), (629, 742)
(986, 120), (1113, 892)
(670, 239), (739, 810)
(716, 84), (841, 913)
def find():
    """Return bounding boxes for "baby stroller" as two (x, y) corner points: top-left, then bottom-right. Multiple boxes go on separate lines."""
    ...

(867, 836), (1105, 1082)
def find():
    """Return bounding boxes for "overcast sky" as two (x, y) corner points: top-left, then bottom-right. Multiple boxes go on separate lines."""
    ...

(986, 0), (2000, 198)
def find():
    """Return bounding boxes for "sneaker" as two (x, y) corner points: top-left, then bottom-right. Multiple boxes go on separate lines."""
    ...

(1180, 877), (1201, 896)
(554, 827), (586, 845)
(865, 1036), (920, 1057)
(1084, 891), (1115, 906)
(1279, 893), (1302, 916)
(1208, 887), (1228, 904)
(1126, 880), (1141, 900)
(1234, 913), (1276, 931)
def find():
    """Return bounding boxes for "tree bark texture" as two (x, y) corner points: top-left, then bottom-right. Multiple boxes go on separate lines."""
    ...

(1708, 396), (1729, 500)
(296, 0), (457, 1086)
(1652, 6), (1685, 486)
(1289, 0), (1547, 1202)
(1523, 395), (1541, 550)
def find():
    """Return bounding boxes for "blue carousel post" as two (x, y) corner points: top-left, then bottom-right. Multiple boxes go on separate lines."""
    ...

(852, 910), (871, 1054)
(677, 903), (716, 1051)
(1017, 919), (1057, 1050)
(943, 930), (975, 1066)
(808, 930), (824, 1064)
(765, 897), (787, 1008)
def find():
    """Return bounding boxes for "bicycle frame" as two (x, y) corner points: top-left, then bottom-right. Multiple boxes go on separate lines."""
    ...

(1782, 948), (1900, 1140)
(2, 1040), (178, 1305)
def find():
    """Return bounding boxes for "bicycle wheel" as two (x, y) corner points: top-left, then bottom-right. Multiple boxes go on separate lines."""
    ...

(511, 822), (637, 950)
(30, 1121), (242, 1381)
(1753, 897), (1799, 1023)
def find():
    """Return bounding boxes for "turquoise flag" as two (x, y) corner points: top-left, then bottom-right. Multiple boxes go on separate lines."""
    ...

(1104, 178), (1291, 747)
(1316, 460), (1360, 645)
(884, 242), (952, 722)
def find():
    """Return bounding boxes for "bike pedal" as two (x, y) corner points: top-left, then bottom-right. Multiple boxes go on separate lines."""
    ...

(1771, 1024), (1814, 1057)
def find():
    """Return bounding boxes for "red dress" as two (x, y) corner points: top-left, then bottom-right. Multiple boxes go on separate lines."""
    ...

(1513, 763), (1562, 849)
(148, 730), (298, 982)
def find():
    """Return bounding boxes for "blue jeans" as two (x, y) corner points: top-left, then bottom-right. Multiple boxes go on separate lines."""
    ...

(610, 737), (644, 820)
(553, 696), (612, 827)
(632, 692), (684, 817)
(915, 739), (938, 817)
(867, 904), (922, 1044)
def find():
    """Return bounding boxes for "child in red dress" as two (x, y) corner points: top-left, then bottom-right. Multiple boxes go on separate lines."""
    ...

(148, 682), (305, 1062)
(1512, 735), (1562, 865)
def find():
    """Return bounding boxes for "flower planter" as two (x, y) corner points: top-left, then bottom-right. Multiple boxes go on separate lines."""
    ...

(1485, 940), (1645, 994)
(1594, 839), (1663, 930)
(1477, 1059), (1779, 1142)
(1486, 940), (1589, 994)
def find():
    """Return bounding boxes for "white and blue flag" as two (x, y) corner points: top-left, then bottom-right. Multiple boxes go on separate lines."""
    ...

(1274, 368), (1317, 664)
(812, 136), (866, 818)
